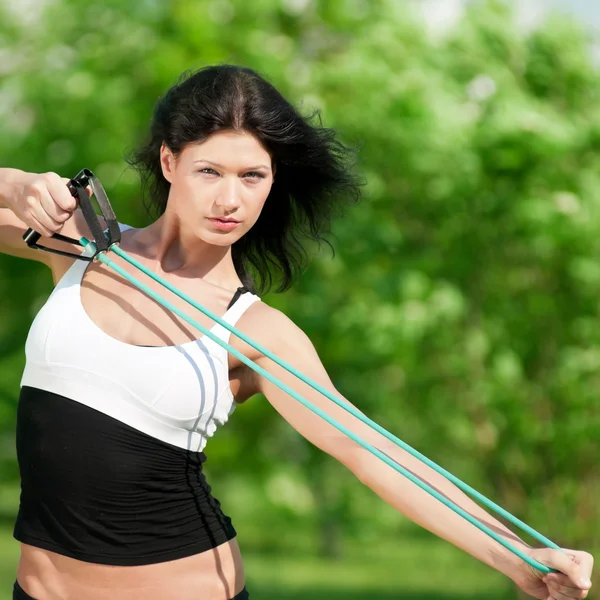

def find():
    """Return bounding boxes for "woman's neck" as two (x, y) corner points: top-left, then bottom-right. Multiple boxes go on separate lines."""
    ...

(134, 214), (242, 290)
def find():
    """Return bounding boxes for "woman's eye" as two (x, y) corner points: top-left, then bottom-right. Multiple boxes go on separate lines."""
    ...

(198, 168), (265, 179)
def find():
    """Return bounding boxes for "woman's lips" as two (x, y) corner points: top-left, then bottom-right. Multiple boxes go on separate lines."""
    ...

(208, 218), (241, 232)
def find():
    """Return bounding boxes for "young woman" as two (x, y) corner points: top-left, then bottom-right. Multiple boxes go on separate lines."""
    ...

(0, 65), (593, 600)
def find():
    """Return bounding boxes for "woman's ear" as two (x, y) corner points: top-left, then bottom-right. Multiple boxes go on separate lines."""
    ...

(160, 143), (176, 183)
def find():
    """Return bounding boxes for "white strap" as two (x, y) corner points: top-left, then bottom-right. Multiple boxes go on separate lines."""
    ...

(214, 293), (260, 344)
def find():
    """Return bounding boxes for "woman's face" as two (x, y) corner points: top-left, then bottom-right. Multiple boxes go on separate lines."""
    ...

(160, 130), (275, 245)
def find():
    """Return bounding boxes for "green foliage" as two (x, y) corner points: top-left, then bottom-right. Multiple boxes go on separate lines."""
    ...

(0, 0), (598, 591)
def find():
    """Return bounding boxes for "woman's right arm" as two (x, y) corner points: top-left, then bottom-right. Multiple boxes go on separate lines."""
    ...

(0, 168), (79, 265)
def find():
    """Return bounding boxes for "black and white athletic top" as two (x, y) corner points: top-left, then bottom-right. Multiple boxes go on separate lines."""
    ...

(14, 225), (261, 565)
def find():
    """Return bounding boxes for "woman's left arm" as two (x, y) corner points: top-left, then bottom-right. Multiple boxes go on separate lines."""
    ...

(251, 308), (594, 599)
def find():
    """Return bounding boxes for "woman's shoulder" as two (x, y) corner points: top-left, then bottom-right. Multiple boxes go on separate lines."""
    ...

(240, 300), (301, 335)
(231, 299), (314, 363)
(229, 298), (327, 400)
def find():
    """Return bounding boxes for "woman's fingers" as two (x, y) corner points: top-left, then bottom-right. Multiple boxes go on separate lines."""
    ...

(28, 213), (56, 238)
(39, 190), (71, 224)
(535, 549), (593, 591)
(544, 569), (592, 599)
(30, 200), (63, 234)
(45, 172), (77, 214)
(546, 580), (589, 600)
(22, 172), (79, 235)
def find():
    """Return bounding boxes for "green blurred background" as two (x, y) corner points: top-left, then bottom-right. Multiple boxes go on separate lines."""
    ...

(0, 0), (598, 597)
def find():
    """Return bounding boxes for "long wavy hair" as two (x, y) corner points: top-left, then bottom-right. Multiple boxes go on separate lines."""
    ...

(126, 64), (363, 295)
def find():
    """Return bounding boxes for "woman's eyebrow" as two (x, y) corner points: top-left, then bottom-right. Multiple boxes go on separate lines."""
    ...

(194, 159), (271, 171)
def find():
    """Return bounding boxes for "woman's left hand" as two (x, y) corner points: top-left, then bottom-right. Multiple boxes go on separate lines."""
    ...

(512, 547), (594, 599)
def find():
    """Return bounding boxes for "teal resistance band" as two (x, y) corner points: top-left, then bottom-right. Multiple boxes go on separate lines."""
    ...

(77, 237), (559, 575)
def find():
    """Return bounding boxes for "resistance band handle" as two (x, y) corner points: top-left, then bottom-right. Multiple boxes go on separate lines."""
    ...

(80, 168), (121, 250)
(22, 168), (121, 256)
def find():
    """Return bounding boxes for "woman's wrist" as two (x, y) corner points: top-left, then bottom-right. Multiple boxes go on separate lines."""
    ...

(0, 168), (25, 209)
(488, 540), (534, 581)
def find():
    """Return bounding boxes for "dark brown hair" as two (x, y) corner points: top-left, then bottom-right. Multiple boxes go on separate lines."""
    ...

(127, 64), (362, 294)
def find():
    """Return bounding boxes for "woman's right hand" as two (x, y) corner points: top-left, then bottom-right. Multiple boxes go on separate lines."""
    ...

(4, 170), (78, 237)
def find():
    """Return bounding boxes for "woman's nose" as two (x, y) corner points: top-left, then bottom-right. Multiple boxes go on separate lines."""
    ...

(215, 177), (241, 210)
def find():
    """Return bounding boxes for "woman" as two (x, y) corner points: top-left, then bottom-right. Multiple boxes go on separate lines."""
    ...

(0, 65), (593, 600)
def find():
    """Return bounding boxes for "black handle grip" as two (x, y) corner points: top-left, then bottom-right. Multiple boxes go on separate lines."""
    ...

(21, 170), (118, 258)
(22, 229), (42, 245)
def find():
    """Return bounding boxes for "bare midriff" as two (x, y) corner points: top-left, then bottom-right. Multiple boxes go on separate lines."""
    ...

(16, 538), (246, 600)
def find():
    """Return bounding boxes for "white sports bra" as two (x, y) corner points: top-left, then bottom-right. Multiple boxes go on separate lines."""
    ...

(20, 225), (261, 452)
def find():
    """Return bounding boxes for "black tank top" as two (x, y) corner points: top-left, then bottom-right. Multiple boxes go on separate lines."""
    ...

(14, 386), (237, 565)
